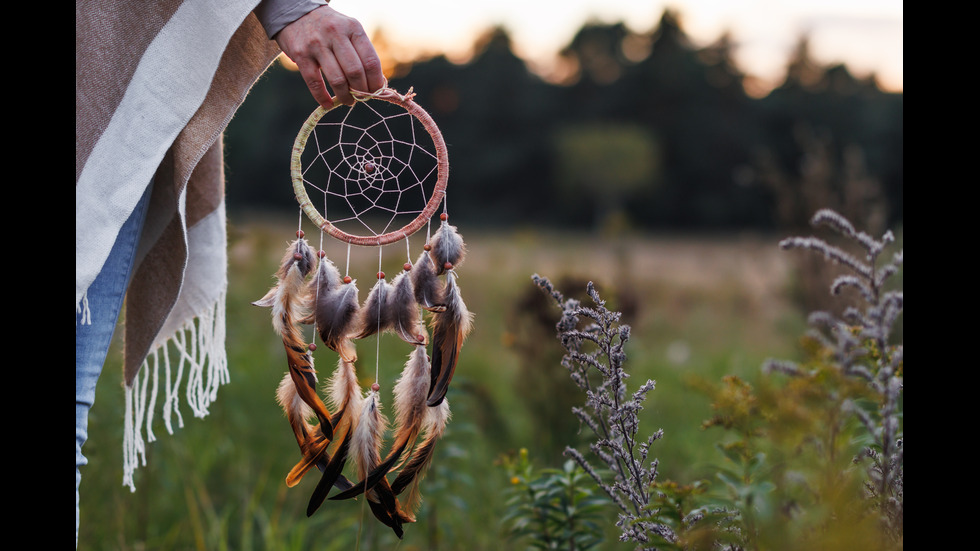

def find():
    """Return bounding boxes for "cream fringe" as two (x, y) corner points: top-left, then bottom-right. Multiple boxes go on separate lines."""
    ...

(122, 292), (229, 492)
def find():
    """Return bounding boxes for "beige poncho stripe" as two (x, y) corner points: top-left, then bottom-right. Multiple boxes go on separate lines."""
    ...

(76, 0), (280, 490)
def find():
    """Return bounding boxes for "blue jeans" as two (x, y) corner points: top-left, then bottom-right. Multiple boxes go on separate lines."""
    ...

(76, 183), (152, 544)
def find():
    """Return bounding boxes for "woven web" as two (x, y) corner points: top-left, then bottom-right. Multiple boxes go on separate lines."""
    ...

(298, 99), (440, 239)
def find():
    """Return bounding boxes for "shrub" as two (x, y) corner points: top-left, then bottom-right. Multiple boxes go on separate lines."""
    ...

(530, 208), (903, 550)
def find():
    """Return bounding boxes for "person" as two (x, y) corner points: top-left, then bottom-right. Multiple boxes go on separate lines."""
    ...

(76, 0), (385, 543)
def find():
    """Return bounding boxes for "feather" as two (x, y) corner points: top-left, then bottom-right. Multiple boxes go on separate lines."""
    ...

(276, 372), (315, 450)
(306, 426), (353, 516)
(429, 222), (466, 276)
(287, 358), (362, 488)
(427, 272), (473, 407)
(353, 278), (394, 339)
(389, 272), (428, 346)
(410, 252), (446, 312)
(326, 345), (430, 500)
(329, 390), (414, 535)
(302, 257), (360, 362)
(353, 274), (427, 346)
(391, 398), (451, 514)
(253, 238), (334, 441)
(350, 391), (386, 485)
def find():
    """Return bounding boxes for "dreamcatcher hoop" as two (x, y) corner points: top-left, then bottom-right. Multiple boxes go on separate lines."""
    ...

(290, 87), (449, 246)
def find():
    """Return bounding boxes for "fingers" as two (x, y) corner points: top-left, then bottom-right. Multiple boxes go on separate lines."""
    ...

(276, 5), (385, 108)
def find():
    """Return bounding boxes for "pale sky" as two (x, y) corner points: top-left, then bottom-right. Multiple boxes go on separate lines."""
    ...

(334, 0), (903, 93)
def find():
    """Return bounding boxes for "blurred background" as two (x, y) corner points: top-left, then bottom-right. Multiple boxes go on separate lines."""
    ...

(78, 1), (902, 549)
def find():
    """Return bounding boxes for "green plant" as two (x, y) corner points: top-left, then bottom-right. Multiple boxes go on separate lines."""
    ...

(502, 448), (609, 550)
(532, 208), (902, 550)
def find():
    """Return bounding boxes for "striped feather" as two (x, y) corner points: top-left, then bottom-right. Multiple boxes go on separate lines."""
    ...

(391, 398), (451, 514)
(427, 272), (473, 407)
(326, 345), (430, 500)
(287, 358), (361, 488)
(253, 238), (334, 441)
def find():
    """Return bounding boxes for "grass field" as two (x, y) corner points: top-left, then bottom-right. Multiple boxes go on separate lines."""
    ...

(78, 213), (810, 550)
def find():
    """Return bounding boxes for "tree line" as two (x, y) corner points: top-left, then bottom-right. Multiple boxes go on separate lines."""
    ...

(225, 9), (902, 233)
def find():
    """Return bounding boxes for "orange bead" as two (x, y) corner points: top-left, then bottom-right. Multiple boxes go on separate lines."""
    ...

(318, 250), (326, 258)
(377, 271), (385, 280)
(403, 262), (412, 271)
(440, 213), (448, 221)
(296, 230), (305, 238)
(423, 244), (431, 251)
(343, 275), (352, 284)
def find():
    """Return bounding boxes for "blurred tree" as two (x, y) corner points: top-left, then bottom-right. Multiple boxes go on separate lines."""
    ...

(552, 122), (661, 233)
(223, 9), (902, 233)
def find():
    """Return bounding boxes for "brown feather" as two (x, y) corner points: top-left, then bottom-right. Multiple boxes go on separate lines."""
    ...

(427, 272), (473, 406)
(391, 398), (451, 514)
(327, 345), (429, 500)
(253, 238), (335, 441)
(286, 357), (361, 487)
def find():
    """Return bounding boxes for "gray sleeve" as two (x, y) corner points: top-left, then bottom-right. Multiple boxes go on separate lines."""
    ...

(254, 0), (329, 39)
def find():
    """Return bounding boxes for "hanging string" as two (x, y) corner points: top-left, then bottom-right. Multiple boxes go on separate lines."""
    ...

(345, 242), (352, 278)
(375, 247), (383, 383)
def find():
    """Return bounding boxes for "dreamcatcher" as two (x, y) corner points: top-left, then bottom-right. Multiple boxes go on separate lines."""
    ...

(253, 87), (472, 539)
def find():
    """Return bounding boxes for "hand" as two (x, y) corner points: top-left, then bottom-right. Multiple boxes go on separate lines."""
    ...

(275, 5), (385, 107)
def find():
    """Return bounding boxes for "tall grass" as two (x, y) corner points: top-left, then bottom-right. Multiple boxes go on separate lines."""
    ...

(77, 214), (803, 550)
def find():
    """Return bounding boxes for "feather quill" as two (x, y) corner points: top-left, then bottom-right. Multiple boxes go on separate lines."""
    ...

(302, 257), (360, 362)
(410, 251), (446, 312)
(427, 271), (473, 407)
(429, 221), (466, 275)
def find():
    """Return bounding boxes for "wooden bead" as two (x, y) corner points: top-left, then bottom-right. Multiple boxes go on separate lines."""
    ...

(308, 343), (317, 351)
(317, 250), (326, 258)
(423, 244), (432, 251)
(377, 271), (385, 280)
(403, 262), (412, 271)
(364, 162), (376, 174)
(293, 253), (303, 261)
(444, 262), (453, 270)
(440, 213), (448, 221)
(371, 382), (380, 392)
(343, 275), (352, 284)
(296, 230), (305, 238)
